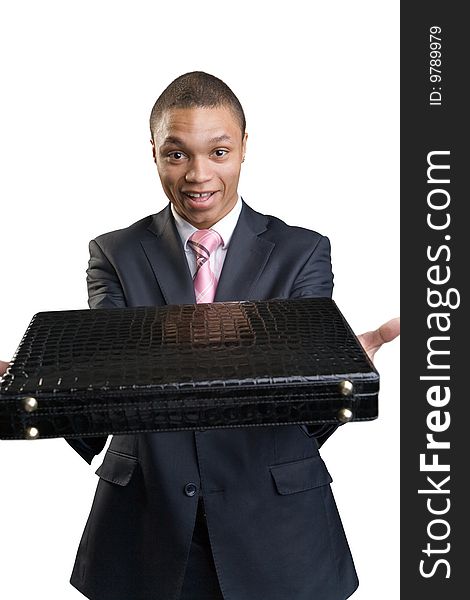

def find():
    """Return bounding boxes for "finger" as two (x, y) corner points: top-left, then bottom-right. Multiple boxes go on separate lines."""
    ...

(378, 317), (400, 344)
(0, 360), (10, 377)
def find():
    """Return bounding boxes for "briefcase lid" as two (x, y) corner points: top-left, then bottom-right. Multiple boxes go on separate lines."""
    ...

(0, 297), (379, 440)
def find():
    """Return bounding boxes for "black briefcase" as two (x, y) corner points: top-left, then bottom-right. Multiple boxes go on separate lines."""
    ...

(0, 297), (379, 440)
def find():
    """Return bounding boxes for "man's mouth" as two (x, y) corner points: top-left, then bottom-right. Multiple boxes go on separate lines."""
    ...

(182, 191), (217, 202)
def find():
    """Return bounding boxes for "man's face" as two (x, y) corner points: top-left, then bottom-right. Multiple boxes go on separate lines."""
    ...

(152, 106), (247, 229)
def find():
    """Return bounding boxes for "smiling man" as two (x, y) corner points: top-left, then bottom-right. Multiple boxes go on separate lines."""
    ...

(152, 105), (247, 229)
(64, 71), (399, 600)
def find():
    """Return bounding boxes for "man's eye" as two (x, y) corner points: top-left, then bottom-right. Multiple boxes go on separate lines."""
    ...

(213, 149), (228, 158)
(168, 151), (185, 160)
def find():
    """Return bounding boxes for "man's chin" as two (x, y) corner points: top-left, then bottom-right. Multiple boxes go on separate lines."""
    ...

(172, 193), (237, 228)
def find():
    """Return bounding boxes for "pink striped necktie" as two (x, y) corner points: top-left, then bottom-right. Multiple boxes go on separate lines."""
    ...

(187, 228), (223, 303)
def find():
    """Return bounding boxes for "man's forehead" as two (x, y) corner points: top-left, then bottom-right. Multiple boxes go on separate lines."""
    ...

(154, 106), (241, 143)
(161, 133), (234, 147)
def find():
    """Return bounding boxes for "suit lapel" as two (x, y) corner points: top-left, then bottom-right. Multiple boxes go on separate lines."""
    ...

(214, 201), (274, 302)
(141, 205), (196, 305)
(141, 201), (274, 305)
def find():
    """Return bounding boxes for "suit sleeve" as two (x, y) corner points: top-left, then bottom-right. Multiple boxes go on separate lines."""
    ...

(65, 240), (124, 464)
(289, 235), (334, 299)
(86, 239), (127, 309)
(289, 235), (342, 447)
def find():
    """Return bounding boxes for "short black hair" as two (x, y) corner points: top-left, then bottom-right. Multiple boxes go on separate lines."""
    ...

(149, 71), (246, 139)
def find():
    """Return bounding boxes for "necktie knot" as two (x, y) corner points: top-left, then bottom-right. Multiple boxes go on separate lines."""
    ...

(187, 229), (223, 303)
(188, 228), (223, 256)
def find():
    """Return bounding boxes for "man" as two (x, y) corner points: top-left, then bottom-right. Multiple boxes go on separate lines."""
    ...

(0, 72), (399, 600)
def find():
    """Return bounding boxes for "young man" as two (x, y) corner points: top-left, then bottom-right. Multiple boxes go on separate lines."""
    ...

(17, 71), (397, 600)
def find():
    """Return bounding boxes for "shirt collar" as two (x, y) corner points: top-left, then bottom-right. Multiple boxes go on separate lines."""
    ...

(171, 196), (243, 251)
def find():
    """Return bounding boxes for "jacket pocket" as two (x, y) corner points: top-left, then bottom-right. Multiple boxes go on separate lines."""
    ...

(94, 449), (138, 486)
(269, 455), (332, 495)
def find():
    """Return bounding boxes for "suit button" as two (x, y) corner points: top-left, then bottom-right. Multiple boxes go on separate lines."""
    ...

(184, 483), (198, 497)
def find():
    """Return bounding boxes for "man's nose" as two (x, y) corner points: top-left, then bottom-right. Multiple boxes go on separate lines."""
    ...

(184, 158), (212, 183)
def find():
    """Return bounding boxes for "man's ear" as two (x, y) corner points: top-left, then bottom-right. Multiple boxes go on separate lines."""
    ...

(242, 132), (248, 162)
(150, 139), (157, 164)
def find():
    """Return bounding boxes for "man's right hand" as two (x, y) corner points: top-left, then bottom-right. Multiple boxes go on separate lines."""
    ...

(0, 360), (9, 377)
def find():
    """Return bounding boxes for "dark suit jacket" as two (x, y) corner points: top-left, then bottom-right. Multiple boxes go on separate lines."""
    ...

(68, 200), (358, 600)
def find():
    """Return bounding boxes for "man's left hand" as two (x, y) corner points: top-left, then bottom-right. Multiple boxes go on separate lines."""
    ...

(358, 317), (400, 363)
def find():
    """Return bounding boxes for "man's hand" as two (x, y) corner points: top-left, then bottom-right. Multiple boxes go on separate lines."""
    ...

(0, 360), (9, 377)
(357, 317), (400, 363)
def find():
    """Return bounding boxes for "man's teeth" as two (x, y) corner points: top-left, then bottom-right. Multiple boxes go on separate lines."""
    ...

(186, 192), (212, 198)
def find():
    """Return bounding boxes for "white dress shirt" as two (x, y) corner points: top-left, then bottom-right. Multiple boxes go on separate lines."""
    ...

(170, 196), (243, 281)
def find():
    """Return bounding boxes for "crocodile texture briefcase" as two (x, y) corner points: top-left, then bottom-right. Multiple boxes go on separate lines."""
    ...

(0, 297), (379, 440)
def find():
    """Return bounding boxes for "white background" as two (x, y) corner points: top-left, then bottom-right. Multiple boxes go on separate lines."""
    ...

(0, 1), (400, 599)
